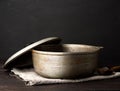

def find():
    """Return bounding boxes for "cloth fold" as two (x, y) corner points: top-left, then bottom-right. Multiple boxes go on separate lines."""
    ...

(11, 68), (120, 86)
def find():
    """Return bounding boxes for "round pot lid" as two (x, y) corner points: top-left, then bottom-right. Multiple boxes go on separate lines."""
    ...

(3, 37), (61, 69)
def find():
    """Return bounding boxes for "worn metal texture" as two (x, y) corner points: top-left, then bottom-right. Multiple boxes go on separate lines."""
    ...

(32, 44), (102, 79)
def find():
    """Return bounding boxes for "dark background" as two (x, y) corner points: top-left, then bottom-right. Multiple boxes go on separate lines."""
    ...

(0, 0), (120, 66)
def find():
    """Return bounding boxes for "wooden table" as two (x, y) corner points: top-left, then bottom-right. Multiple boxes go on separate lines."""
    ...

(0, 62), (120, 91)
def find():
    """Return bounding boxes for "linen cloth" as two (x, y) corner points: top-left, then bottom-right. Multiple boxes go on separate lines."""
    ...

(10, 68), (120, 86)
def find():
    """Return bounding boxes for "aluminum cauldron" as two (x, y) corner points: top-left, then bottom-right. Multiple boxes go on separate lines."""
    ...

(32, 44), (103, 79)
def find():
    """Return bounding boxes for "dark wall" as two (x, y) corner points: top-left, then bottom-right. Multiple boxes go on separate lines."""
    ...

(0, 0), (120, 66)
